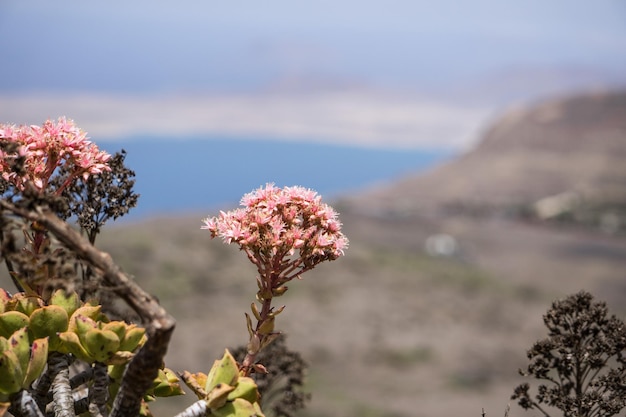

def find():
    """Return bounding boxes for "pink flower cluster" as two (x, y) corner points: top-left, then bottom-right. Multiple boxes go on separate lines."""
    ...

(0, 117), (110, 192)
(202, 184), (348, 286)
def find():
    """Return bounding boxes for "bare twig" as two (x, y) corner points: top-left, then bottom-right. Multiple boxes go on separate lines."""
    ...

(88, 363), (108, 417)
(69, 368), (94, 391)
(9, 390), (46, 417)
(32, 362), (55, 411)
(49, 353), (75, 417)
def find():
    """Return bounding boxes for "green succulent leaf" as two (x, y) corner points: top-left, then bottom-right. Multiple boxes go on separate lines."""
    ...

(102, 321), (127, 339)
(72, 314), (98, 341)
(81, 329), (120, 363)
(227, 377), (259, 404)
(49, 290), (81, 318)
(58, 331), (93, 363)
(68, 305), (102, 333)
(151, 368), (185, 397)
(7, 328), (30, 377)
(207, 383), (235, 410)
(12, 294), (43, 317)
(0, 350), (23, 394)
(0, 312), (29, 339)
(29, 305), (69, 339)
(205, 349), (239, 393)
(118, 324), (146, 352)
(211, 398), (261, 417)
(23, 337), (48, 388)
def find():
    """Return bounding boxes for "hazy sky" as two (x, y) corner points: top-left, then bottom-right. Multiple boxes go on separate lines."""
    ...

(1, 1), (625, 212)
(2, 0), (625, 94)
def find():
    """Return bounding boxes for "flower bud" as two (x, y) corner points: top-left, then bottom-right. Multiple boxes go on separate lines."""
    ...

(247, 334), (261, 355)
(272, 286), (288, 297)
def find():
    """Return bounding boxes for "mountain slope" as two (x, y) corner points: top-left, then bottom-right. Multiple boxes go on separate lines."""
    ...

(351, 90), (626, 230)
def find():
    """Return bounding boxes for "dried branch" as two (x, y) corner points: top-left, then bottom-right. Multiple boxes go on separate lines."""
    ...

(88, 363), (108, 417)
(0, 199), (176, 417)
(9, 390), (46, 417)
(49, 353), (75, 417)
(32, 361), (56, 411)
(68, 368), (94, 391)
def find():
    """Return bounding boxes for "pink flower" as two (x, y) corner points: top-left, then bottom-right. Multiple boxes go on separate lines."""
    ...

(0, 117), (111, 192)
(202, 183), (349, 290)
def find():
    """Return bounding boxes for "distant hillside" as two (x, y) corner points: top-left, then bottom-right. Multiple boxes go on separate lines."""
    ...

(350, 90), (626, 232)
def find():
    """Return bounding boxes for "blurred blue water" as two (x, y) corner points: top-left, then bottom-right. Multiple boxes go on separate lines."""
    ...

(99, 137), (452, 219)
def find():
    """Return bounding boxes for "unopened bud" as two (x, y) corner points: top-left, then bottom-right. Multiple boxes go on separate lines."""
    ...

(250, 302), (262, 321)
(272, 286), (288, 297)
(269, 305), (286, 317)
(247, 334), (261, 354)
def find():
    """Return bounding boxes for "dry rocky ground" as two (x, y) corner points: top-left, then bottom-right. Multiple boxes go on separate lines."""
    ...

(92, 207), (626, 417)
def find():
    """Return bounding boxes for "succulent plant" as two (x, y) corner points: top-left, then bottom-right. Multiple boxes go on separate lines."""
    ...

(0, 289), (146, 366)
(57, 310), (146, 364)
(0, 327), (48, 397)
(182, 349), (265, 417)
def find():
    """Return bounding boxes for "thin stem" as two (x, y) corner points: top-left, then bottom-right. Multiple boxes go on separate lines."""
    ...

(241, 296), (275, 376)
(530, 400), (552, 417)
(32, 360), (56, 411)
(74, 397), (90, 417)
(88, 362), (108, 417)
(277, 259), (303, 280)
(69, 368), (94, 390)
(588, 402), (601, 417)
(173, 400), (208, 417)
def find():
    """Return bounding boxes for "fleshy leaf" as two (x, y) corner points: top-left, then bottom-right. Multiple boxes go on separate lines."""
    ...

(211, 398), (259, 417)
(151, 368), (185, 397)
(206, 383), (235, 409)
(8, 328), (30, 377)
(0, 350), (23, 394)
(102, 321), (127, 340)
(68, 305), (102, 332)
(49, 290), (81, 317)
(119, 325), (146, 352)
(29, 305), (69, 339)
(81, 329), (120, 363)
(12, 294), (43, 317)
(227, 377), (259, 404)
(23, 337), (48, 388)
(205, 350), (239, 392)
(0, 312), (29, 339)
(58, 331), (93, 363)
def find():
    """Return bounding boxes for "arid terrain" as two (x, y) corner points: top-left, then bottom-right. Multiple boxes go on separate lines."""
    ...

(21, 90), (625, 417)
